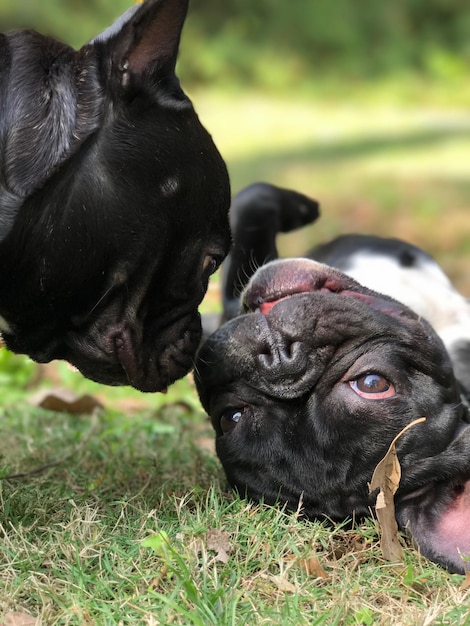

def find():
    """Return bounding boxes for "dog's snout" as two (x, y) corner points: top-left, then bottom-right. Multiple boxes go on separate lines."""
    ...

(257, 337), (307, 378)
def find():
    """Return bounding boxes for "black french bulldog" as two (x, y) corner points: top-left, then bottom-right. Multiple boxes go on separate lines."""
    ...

(0, 0), (231, 392)
(196, 183), (470, 573)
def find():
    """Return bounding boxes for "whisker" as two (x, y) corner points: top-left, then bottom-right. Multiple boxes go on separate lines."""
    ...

(85, 283), (116, 318)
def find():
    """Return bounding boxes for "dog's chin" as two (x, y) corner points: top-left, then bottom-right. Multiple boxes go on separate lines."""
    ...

(67, 315), (202, 392)
(4, 312), (202, 393)
(71, 347), (195, 392)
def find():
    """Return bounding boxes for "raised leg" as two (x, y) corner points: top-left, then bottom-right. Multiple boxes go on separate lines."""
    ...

(222, 183), (320, 321)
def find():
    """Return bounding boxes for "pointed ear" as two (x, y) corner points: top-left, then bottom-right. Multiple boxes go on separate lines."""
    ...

(92, 0), (189, 82)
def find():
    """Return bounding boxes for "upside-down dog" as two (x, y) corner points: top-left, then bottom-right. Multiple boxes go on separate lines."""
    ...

(196, 183), (470, 573)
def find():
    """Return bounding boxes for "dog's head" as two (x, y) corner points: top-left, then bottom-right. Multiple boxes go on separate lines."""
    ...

(0, 0), (231, 391)
(195, 259), (470, 573)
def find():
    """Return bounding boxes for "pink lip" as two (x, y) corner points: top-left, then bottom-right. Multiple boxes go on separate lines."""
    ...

(259, 297), (290, 315)
(255, 285), (407, 320)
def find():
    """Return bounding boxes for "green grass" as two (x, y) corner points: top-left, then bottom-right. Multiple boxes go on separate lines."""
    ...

(2, 85), (470, 623)
(1, 403), (469, 624)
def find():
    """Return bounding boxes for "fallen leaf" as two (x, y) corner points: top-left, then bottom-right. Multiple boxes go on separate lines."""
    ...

(29, 388), (103, 414)
(299, 555), (330, 579)
(369, 417), (426, 563)
(459, 570), (470, 591)
(268, 574), (296, 593)
(148, 565), (169, 589)
(141, 531), (171, 556)
(206, 528), (231, 563)
(3, 612), (39, 626)
(186, 536), (205, 557)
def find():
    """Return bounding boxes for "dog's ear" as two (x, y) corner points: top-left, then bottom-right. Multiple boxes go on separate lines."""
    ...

(91, 0), (189, 90)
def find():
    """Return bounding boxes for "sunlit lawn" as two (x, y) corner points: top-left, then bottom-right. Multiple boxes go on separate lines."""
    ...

(196, 88), (470, 293)
(1, 86), (470, 624)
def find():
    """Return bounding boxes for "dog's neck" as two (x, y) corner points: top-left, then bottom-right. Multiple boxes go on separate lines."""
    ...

(0, 32), (104, 241)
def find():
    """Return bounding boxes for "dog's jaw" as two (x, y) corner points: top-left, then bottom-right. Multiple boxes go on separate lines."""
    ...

(64, 301), (203, 392)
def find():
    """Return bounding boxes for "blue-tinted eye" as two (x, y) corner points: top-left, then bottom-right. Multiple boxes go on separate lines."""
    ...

(220, 408), (244, 434)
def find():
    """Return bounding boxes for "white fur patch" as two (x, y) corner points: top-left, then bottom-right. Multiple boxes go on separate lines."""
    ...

(344, 252), (470, 342)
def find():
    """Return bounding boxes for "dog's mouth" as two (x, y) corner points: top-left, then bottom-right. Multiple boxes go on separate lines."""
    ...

(243, 258), (414, 321)
(394, 421), (470, 574)
(397, 474), (470, 574)
(62, 309), (202, 393)
(113, 328), (142, 389)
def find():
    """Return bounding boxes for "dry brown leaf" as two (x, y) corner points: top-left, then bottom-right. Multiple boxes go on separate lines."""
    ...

(299, 555), (330, 579)
(148, 565), (170, 590)
(206, 528), (231, 563)
(369, 417), (426, 563)
(186, 536), (205, 557)
(268, 574), (296, 593)
(459, 571), (470, 591)
(29, 387), (103, 414)
(3, 612), (39, 626)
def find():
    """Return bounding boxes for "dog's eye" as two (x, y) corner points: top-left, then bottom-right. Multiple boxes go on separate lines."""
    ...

(349, 373), (395, 399)
(220, 408), (245, 434)
(203, 255), (219, 277)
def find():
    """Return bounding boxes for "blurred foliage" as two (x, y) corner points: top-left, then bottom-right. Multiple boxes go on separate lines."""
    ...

(184, 0), (470, 87)
(0, 348), (36, 403)
(0, 0), (130, 46)
(0, 0), (468, 89)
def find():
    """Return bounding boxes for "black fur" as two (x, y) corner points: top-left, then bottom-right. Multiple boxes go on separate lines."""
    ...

(0, 0), (231, 392)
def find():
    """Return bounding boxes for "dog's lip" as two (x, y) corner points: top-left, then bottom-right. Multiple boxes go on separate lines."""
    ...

(114, 329), (140, 387)
(248, 280), (407, 319)
(397, 482), (435, 504)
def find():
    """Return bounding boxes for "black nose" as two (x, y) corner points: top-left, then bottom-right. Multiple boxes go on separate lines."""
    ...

(257, 335), (308, 381)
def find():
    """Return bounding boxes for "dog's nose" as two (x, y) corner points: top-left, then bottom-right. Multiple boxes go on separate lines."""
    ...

(257, 336), (308, 381)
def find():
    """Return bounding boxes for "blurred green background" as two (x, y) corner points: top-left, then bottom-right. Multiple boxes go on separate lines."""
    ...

(0, 0), (467, 464)
(1, 0), (469, 91)
(0, 0), (469, 299)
